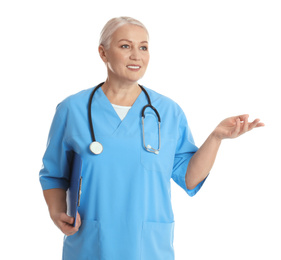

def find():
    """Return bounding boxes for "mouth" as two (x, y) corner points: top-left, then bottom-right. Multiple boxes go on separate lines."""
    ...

(127, 65), (141, 71)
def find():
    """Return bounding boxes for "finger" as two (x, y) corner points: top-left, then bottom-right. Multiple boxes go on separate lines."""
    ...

(60, 216), (80, 236)
(75, 212), (82, 228)
(248, 119), (261, 131)
(237, 114), (249, 121)
(233, 118), (241, 137)
(252, 119), (265, 127)
(241, 114), (249, 133)
(256, 122), (265, 127)
(61, 224), (79, 236)
(60, 213), (75, 225)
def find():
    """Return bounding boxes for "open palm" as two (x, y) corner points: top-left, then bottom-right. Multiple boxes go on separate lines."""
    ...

(214, 114), (264, 140)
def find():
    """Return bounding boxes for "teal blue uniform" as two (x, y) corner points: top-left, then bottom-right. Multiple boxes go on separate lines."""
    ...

(39, 85), (207, 260)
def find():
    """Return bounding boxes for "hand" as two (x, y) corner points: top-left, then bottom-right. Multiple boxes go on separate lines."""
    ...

(213, 114), (265, 140)
(51, 211), (81, 236)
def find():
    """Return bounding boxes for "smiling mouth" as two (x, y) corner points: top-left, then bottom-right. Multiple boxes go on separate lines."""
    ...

(127, 65), (141, 70)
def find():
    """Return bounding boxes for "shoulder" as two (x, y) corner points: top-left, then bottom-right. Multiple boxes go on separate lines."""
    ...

(55, 86), (94, 116)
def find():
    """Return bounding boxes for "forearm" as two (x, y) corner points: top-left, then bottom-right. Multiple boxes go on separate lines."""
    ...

(43, 188), (81, 235)
(185, 131), (221, 190)
(43, 188), (67, 218)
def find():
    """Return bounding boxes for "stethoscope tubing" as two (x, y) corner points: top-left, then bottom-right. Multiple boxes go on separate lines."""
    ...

(88, 82), (102, 143)
(88, 82), (161, 154)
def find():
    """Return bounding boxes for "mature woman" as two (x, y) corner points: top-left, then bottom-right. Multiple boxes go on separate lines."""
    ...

(39, 17), (264, 260)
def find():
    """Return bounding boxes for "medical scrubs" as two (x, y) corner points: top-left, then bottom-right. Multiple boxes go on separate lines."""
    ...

(39, 85), (207, 260)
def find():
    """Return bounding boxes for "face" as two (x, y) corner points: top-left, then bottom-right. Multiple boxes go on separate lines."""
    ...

(99, 24), (150, 85)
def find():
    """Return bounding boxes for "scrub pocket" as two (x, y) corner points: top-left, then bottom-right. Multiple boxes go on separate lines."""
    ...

(140, 132), (176, 175)
(140, 221), (175, 260)
(62, 220), (100, 260)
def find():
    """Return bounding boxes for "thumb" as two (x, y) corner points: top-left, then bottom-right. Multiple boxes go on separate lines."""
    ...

(75, 211), (82, 228)
(60, 213), (75, 225)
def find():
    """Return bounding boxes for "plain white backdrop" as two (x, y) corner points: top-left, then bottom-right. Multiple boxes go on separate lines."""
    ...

(1, 0), (280, 259)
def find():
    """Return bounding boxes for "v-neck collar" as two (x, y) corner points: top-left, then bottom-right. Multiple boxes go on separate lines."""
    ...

(94, 85), (147, 135)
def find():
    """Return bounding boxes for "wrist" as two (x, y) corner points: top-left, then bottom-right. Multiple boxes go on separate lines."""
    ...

(49, 203), (67, 216)
(210, 129), (223, 144)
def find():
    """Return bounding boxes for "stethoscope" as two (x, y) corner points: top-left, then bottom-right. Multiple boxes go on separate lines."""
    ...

(88, 82), (161, 155)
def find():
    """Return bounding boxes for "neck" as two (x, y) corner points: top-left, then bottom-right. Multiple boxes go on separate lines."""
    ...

(101, 78), (142, 106)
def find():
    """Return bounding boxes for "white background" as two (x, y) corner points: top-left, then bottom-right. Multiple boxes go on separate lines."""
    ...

(1, 0), (280, 259)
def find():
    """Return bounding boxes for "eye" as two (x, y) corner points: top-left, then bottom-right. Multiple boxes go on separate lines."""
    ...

(121, 44), (130, 49)
(140, 46), (148, 51)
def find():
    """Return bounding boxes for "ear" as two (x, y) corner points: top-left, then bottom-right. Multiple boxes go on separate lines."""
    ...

(98, 45), (108, 63)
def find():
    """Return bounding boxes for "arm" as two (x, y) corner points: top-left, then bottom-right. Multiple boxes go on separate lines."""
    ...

(39, 101), (82, 235)
(43, 188), (81, 236)
(185, 132), (221, 190)
(185, 114), (264, 190)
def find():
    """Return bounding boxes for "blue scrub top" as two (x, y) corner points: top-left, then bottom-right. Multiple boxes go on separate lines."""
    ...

(39, 85), (207, 260)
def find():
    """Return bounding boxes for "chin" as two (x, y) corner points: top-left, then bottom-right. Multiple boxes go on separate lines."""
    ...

(122, 75), (144, 84)
(128, 73), (145, 82)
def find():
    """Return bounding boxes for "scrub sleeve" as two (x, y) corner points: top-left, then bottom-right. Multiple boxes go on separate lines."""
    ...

(171, 110), (207, 196)
(39, 102), (71, 191)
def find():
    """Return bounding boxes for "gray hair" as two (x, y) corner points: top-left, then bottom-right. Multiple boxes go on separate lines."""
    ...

(99, 16), (149, 50)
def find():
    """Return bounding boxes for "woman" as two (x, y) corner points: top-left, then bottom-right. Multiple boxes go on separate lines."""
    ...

(39, 17), (264, 260)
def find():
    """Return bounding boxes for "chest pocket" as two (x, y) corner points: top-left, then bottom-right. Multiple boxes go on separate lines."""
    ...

(140, 131), (176, 175)
(140, 111), (177, 175)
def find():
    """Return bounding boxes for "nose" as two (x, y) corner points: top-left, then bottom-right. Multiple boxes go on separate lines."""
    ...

(129, 47), (141, 60)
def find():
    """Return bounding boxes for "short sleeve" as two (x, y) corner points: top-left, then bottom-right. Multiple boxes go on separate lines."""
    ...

(171, 111), (207, 197)
(39, 102), (73, 191)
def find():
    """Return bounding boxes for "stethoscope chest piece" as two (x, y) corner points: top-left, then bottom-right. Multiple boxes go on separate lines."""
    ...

(89, 141), (103, 155)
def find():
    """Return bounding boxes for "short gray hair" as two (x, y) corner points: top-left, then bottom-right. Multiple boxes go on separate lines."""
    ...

(99, 16), (149, 50)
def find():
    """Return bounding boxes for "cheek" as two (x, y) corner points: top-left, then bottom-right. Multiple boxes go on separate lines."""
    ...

(107, 59), (122, 74)
(108, 52), (127, 69)
(143, 54), (150, 67)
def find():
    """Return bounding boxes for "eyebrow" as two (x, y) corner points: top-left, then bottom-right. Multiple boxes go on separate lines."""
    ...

(118, 39), (148, 44)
